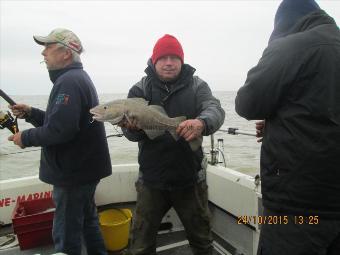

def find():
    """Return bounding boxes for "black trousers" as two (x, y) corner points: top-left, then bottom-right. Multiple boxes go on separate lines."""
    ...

(257, 207), (340, 255)
(128, 181), (213, 255)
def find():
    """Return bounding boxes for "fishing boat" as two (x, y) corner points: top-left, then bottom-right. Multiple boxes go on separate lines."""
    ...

(0, 126), (262, 255)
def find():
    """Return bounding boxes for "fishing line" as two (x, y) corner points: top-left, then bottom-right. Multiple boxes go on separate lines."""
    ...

(0, 148), (41, 156)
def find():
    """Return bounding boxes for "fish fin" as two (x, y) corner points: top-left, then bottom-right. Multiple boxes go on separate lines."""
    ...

(168, 129), (180, 141)
(144, 129), (165, 140)
(124, 113), (132, 124)
(188, 136), (203, 151)
(149, 104), (168, 116)
(129, 98), (149, 105)
(172, 116), (186, 123)
(110, 115), (125, 125)
(167, 116), (186, 140)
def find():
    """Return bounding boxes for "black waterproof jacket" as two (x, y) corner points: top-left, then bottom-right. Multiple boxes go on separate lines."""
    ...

(235, 11), (340, 218)
(21, 63), (112, 186)
(123, 61), (225, 190)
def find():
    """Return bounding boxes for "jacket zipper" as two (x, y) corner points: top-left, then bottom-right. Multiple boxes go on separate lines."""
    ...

(162, 84), (170, 104)
(164, 84), (169, 93)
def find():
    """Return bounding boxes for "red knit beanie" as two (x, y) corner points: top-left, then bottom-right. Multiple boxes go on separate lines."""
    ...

(151, 34), (184, 65)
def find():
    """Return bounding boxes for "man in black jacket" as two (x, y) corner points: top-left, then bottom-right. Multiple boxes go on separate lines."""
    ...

(121, 34), (225, 255)
(235, 1), (340, 254)
(9, 28), (112, 255)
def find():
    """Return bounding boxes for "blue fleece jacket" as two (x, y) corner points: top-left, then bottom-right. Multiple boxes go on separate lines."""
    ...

(22, 62), (112, 186)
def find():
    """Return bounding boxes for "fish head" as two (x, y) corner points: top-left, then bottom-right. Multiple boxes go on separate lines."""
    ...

(89, 101), (123, 123)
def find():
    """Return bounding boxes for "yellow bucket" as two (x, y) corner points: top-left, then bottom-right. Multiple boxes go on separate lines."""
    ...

(99, 208), (132, 251)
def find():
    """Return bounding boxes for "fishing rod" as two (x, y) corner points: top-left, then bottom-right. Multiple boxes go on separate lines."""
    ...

(0, 90), (19, 134)
(0, 89), (16, 106)
(219, 127), (256, 137)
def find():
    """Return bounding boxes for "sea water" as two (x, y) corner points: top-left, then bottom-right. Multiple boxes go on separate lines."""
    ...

(0, 91), (261, 181)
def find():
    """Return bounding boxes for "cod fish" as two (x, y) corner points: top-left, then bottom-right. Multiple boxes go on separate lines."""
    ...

(90, 98), (202, 151)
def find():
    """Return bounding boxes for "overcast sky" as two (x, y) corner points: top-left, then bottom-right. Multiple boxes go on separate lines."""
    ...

(1, 1), (339, 96)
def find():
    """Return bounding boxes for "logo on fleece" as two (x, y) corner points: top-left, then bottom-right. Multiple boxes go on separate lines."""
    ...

(56, 94), (70, 105)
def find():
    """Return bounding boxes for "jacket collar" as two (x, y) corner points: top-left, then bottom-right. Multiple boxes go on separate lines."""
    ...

(48, 62), (83, 83)
(144, 58), (196, 91)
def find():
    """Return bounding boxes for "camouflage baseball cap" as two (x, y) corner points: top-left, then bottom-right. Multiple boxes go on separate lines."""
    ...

(33, 28), (83, 54)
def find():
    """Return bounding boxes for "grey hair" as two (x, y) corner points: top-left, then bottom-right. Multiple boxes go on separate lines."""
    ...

(56, 43), (82, 63)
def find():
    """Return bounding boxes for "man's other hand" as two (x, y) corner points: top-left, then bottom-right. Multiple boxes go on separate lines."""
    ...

(8, 131), (25, 149)
(9, 104), (31, 119)
(118, 117), (141, 131)
(256, 120), (265, 143)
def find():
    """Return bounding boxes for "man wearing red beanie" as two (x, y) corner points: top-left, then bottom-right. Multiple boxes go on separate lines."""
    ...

(120, 34), (225, 255)
(151, 34), (184, 65)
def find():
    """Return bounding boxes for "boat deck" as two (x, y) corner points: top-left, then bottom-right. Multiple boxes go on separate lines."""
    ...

(157, 230), (229, 255)
(0, 228), (229, 255)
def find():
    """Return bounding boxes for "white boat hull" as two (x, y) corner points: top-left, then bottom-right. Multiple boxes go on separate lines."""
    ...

(0, 163), (262, 255)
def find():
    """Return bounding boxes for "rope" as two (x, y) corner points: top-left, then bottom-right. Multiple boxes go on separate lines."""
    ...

(0, 132), (123, 156)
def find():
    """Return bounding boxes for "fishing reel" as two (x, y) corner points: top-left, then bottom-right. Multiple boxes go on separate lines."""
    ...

(0, 110), (19, 134)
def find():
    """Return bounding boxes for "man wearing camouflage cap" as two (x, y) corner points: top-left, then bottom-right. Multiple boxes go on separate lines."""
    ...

(9, 28), (112, 255)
